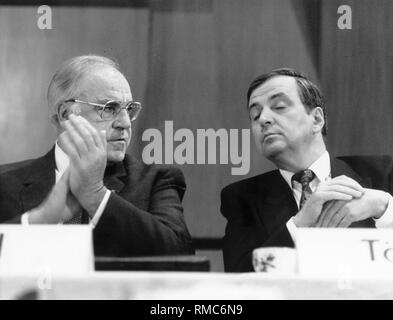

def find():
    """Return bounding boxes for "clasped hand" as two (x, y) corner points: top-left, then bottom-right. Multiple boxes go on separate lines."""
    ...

(59, 114), (108, 215)
(29, 114), (107, 223)
(293, 175), (389, 228)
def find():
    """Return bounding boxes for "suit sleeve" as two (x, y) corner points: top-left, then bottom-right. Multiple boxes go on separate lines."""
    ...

(221, 185), (294, 273)
(93, 166), (194, 257)
(0, 174), (23, 224)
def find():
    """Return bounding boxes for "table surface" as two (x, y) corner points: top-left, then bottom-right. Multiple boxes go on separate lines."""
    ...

(2, 271), (393, 300)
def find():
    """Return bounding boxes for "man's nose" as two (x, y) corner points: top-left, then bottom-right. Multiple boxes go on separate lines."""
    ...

(113, 108), (131, 129)
(257, 107), (273, 127)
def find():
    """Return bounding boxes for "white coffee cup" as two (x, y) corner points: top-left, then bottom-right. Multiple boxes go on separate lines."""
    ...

(252, 247), (297, 274)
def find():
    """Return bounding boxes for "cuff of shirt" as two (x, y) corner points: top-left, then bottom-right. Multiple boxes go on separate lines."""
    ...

(90, 189), (111, 228)
(21, 212), (30, 225)
(374, 193), (393, 228)
(286, 217), (298, 244)
(20, 190), (111, 227)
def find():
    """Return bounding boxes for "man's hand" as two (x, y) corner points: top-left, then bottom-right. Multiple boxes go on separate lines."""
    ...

(59, 114), (108, 216)
(292, 175), (365, 227)
(315, 188), (389, 228)
(29, 169), (82, 224)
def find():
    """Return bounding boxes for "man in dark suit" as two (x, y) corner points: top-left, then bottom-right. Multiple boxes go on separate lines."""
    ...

(0, 55), (193, 257)
(221, 68), (393, 272)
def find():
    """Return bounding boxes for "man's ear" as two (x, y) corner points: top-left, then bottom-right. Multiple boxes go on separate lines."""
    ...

(311, 107), (325, 133)
(50, 113), (59, 126)
(57, 103), (69, 122)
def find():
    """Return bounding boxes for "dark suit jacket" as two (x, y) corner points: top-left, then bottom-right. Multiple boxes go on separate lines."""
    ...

(220, 156), (393, 272)
(0, 148), (194, 257)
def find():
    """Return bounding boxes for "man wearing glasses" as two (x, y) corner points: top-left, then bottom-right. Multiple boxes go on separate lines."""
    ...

(0, 55), (193, 257)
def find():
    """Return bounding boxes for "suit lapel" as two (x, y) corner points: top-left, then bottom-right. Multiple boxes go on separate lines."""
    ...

(20, 148), (56, 212)
(330, 157), (372, 188)
(103, 156), (128, 194)
(255, 171), (298, 235)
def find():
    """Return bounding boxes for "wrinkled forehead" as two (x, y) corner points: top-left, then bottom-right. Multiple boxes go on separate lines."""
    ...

(249, 76), (300, 107)
(77, 66), (132, 102)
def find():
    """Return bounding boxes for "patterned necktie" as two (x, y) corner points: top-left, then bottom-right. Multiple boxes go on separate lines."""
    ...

(64, 211), (82, 224)
(291, 169), (316, 209)
(63, 162), (126, 224)
(62, 161), (126, 224)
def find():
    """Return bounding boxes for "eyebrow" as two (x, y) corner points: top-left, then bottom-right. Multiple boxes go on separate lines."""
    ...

(94, 97), (122, 104)
(268, 92), (289, 102)
(248, 92), (289, 110)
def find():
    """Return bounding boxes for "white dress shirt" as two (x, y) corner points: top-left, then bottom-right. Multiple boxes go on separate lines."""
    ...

(280, 151), (393, 243)
(21, 142), (111, 227)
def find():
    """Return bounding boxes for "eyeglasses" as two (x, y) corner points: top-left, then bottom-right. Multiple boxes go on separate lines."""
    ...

(63, 99), (142, 121)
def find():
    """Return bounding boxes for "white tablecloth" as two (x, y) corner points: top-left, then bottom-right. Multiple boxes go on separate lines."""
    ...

(1, 271), (393, 299)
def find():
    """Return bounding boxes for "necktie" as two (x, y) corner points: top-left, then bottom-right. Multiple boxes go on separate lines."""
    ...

(64, 211), (82, 224)
(291, 169), (315, 209)
(63, 161), (126, 224)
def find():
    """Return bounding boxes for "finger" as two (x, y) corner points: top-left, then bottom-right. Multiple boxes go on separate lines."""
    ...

(68, 115), (97, 152)
(323, 200), (347, 227)
(318, 191), (353, 202)
(321, 203), (339, 227)
(58, 131), (81, 161)
(315, 211), (325, 227)
(323, 178), (364, 193)
(62, 119), (89, 157)
(72, 115), (104, 149)
(327, 211), (345, 228)
(316, 200), (336, 227)
(337, 215), (353, 228)
(307, 192), (352, 227)
(325, 176), (365, 193)
(319, 184), (363, 198)
(100, 130), (107, 150)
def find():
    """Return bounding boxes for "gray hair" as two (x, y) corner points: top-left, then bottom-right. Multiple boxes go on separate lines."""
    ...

(47, 55), (120, 123)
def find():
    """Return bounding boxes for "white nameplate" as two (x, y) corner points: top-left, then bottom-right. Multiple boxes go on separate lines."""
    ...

(0, 225), (94, 275)
(296, 228), (393, 277)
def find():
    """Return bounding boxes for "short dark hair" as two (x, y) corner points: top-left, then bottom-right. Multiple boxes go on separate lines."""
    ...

(247, 68), (327, 136)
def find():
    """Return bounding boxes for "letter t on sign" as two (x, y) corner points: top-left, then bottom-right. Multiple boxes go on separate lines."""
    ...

(362, 239), (379, 261)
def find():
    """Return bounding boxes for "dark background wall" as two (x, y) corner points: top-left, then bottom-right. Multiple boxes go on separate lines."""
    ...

(0, 0), (392, 270)
(321, 0), (393, 156)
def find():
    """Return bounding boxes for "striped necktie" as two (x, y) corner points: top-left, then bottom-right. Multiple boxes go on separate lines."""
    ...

(291, 169), (315, 209)
(64, 210), (85, 224)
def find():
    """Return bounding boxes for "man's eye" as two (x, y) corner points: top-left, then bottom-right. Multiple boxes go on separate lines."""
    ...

(104, 106), (115, 112)
(249, 106), (261, 121)
(103, 104), (117, 113)
(250, 111), (260, 121)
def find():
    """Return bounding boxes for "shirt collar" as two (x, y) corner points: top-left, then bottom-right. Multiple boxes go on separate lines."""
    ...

(55, 140), (70, 177)
(279, 151), (331, 188)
